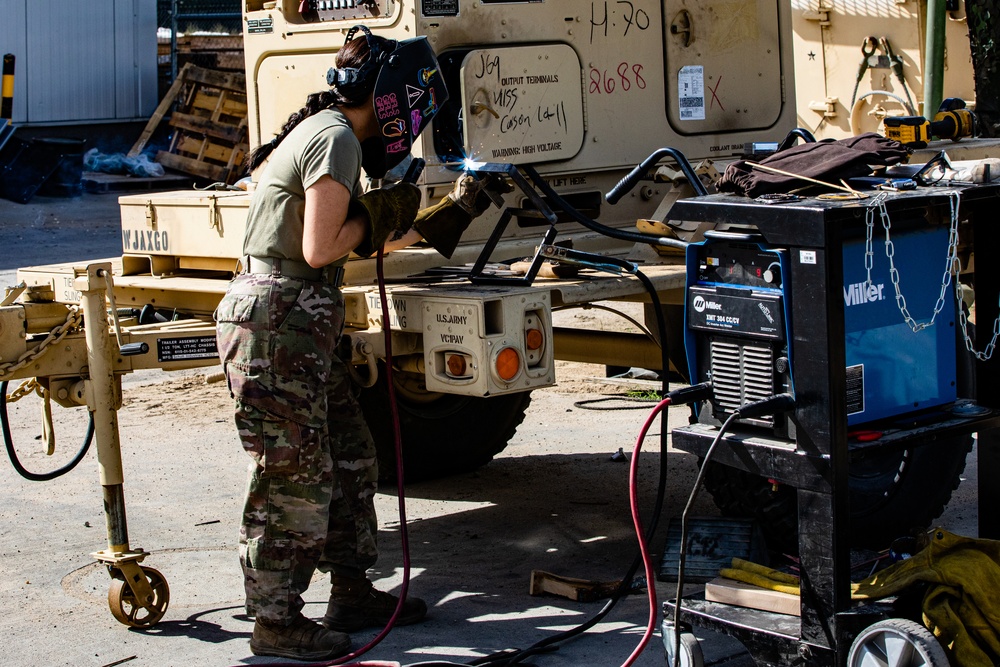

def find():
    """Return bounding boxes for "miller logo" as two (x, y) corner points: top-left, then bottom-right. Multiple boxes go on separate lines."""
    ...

(693, 295), (722, 313)
(844, 281), (886, 307)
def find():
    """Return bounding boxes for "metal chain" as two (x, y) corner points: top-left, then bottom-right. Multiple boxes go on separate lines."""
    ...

(864, 191), (961, 333)
(864, 190), (1000, 359)
(0, 306), (83, 380)
(5, 378), (43, 403)
(958, 282), (1000, 361)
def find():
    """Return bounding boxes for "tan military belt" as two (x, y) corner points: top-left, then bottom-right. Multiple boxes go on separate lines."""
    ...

(246, 256), (345, 287)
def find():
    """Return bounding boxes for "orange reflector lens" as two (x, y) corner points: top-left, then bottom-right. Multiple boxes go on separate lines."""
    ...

(525, 328), (543, 351)
(447, 354), (467, 377)
(495, 347), (520, 381)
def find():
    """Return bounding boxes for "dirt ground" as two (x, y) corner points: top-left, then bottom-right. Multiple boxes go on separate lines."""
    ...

(0, 186), (712, 665)
(0, 191), (982, 666)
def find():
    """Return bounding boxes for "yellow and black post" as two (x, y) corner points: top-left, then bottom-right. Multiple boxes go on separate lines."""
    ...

(1, 54), (14, 124)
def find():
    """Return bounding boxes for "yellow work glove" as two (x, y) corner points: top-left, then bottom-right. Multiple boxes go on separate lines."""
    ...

(414, 173), (511, 258)
(351, 183), (421, 257)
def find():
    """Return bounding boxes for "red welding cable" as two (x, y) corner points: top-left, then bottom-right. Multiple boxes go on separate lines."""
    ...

(325, 247), (413, 665)
(620, 396), (671, 667)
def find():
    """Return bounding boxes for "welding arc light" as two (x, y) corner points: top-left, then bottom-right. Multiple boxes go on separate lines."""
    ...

(495, 347), (521, 382)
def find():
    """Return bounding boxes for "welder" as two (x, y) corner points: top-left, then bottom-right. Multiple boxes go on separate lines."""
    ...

(215, 26), (499, 661)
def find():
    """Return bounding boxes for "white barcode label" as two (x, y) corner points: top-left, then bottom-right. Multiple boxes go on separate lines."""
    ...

(678, 66), (705, 121)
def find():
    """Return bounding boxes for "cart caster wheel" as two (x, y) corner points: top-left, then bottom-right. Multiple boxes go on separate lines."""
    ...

(662, 620), (705, 667)
(847, 618), (950, 666)
(108, 566), (170, 628)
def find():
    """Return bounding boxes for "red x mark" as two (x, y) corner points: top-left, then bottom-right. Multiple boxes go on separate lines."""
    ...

(709, 76), (725, 111)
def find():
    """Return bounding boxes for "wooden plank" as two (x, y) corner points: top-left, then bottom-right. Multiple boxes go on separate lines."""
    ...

(190, 91), (246, 116)
(82, 170), (193, 193)
(528, 570), (621, 603)
(175, 136), (244, 164)
(156, 151), (228, 182)
(704, 577), (801, 617)
(168, 112), (246, 143)
(182, 67), (245, 91)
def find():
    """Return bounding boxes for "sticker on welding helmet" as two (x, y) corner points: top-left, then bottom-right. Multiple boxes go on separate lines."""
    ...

(406, 84), (425, 107)
(383, 119), (406, 138)
(678, 66), (705, 121)
(375, 93), (400, 121)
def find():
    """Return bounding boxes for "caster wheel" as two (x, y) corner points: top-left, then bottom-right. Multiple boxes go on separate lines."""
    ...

(662, 620), (705, 667)
(108, 566), (170, 628)
(847, 618), (950, 666)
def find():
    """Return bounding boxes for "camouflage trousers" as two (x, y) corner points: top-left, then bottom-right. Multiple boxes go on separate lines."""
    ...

(216, 273), (379, 624)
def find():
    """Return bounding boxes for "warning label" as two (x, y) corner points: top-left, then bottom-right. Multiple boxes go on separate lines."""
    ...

(846, 364), (865, 415)
(157, 336), (219, 363)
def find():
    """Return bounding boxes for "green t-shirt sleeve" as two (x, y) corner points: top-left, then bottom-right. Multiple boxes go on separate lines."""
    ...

(300, 123), (362, 193)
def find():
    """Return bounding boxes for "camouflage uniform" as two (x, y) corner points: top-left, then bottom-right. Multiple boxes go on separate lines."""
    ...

(215, 271), (379, 624)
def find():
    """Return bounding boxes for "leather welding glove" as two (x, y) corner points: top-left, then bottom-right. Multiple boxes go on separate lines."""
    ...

(414, 174), (512, 259)
(351, 183), (422, 257)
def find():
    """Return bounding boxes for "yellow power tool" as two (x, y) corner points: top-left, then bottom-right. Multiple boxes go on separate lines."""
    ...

(883, 98), (975, 148)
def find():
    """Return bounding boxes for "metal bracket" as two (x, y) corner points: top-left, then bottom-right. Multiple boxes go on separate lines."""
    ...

(466, 162), (560, 287)
(93, 549), (156, 610)
(208, 195), (222, 233)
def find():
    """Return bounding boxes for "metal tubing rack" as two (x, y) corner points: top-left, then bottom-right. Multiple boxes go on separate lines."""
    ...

(667, 185), (1000, 664)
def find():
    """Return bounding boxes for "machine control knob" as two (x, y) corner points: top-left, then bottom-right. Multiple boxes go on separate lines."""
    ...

(763, 264), (781, 285)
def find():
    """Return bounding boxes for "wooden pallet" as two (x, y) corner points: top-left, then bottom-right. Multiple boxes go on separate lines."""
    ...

(82, 170), (194, 194)
(129, 63), (248, 184)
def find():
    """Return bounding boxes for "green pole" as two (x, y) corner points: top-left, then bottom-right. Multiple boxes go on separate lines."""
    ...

(922, 0), (946, 118)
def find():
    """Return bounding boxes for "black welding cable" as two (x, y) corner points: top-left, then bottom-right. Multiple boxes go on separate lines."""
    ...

(670, 394), (795, 667)
(670, 411), (739, 667)
(523, 165), (690, 250)
(471, 236), (674, 667)
(1, 380), (94, 482)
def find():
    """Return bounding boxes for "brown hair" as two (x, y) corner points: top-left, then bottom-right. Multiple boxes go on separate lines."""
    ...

(244, 34), (383, 173)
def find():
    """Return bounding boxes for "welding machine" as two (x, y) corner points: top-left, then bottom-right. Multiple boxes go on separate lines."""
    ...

(684, 221), (957, 432)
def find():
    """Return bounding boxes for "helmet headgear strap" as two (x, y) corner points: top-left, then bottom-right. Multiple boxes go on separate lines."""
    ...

(326, 25), (395, 97)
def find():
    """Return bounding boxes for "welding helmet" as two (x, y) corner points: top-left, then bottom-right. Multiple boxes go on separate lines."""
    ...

(327, 25), (449, 179)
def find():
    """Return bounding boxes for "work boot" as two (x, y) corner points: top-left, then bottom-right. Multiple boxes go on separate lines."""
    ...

(250, 613), (351, 661)
(323, 576), (428, 632)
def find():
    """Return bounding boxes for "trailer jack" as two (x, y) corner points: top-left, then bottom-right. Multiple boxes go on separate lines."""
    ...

(71, 264), (169, 626)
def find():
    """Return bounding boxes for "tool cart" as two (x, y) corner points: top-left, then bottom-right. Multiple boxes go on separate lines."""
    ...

(664, 183), (1000, 666)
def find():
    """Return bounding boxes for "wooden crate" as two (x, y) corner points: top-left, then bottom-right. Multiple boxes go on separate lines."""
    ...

(130, 63), (248, 184)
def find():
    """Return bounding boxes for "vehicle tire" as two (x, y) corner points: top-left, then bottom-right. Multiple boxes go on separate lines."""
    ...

(358, 365), (532, 483)
(847, 618), (950, 666)
(702, 433), (974, 551)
